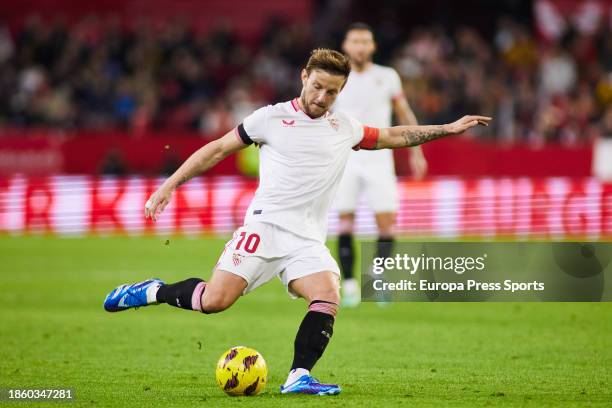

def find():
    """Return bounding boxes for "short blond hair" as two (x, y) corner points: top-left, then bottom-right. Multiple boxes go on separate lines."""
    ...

(305, 48), (351, 78)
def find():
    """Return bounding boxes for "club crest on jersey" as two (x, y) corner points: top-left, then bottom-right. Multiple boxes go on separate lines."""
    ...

(232, 253), (244, 267)
(281, 119), (295, 126)
(327, 118), (339, 131)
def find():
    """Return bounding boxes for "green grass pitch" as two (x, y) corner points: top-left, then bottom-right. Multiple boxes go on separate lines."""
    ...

(0, 235), (610, 407)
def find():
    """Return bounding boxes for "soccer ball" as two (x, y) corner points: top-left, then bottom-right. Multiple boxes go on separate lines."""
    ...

(215, 346), (267, 396)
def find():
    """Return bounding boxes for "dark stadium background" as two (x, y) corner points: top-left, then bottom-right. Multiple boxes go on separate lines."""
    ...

(0, 1), (611, 406)
(0, 0), (610, 237)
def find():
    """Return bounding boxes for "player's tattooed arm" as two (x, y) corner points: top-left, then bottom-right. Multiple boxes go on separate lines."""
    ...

(144, 130), (247, 221)
(397, 125), (446, 147)
(392, 95), (428, 180)
(375, 115), (491, 149)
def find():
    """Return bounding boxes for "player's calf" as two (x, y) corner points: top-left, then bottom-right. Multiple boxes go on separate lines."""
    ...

(200, 290), (238, 313)
(376, 235), (394, 259)
(338, 233), (355, 280)
(198, 268), (248, 313)
(281, 300), (340, 395)
(338, 232), (361, 308)
(155, 278), (207, 312)
(292, 300), (338, 371)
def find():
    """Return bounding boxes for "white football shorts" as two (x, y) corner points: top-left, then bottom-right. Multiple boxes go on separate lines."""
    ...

(334, 160), (399, 214)
(215, 222), (340, 298)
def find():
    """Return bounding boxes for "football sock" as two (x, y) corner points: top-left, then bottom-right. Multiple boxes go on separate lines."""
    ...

(145, 281), (163, 304)
(155, 278), (206, 312)
(284, 368), (310, 387)
(342, 278), (359, 295)
(290, 300), (338, 372)
(376, 236), (394, 259)
(338, 233), (354, 279)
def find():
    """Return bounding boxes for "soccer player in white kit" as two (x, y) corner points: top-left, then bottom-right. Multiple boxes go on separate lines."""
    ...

(333, 23), (427, 307)
(102, 49), (490, 395)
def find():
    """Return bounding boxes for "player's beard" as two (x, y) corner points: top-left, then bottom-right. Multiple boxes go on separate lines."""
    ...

(300, 93), (326, 119)
(350, 55), (372, 71)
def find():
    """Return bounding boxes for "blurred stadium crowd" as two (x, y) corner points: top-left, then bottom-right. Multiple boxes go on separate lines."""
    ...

(0, 12), (611, 145)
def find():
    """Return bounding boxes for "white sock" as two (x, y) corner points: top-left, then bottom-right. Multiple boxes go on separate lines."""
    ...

(343, 278), (359, 295)
(283, 368), (309, 387)
(146, 283), (162, 304)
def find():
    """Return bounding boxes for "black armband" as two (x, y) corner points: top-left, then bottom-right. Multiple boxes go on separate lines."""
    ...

(237, 123), (254, 145)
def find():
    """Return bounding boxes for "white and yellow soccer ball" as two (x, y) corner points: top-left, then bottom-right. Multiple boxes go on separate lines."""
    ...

(215, 346), (267, 396)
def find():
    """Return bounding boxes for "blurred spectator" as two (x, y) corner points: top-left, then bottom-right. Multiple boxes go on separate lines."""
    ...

(100, 149), (127, 175)
(600, 106), (612, 138)
(0, 9), (609, 148)
(539, 44), (577, 96)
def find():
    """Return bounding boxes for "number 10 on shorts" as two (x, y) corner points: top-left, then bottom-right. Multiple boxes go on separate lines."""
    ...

(236, 232), (260, 253)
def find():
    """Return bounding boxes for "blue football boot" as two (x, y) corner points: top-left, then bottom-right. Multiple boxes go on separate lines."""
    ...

(103, 278), (164, 312)
(280, 375), (341, 396)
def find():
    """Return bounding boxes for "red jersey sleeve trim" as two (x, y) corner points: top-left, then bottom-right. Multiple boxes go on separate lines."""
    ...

(353, 126), (380, 150)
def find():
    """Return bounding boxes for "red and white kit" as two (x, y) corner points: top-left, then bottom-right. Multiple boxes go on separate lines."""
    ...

(332, 64), (404, 213)
(216, 99), (378, 295)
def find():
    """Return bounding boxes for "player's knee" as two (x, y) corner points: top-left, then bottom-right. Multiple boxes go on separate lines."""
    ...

(338, 215), (355, 234)
(375, 214), (396, 236)
(378, 227), (394, 237)
(311, 287), (340, 306)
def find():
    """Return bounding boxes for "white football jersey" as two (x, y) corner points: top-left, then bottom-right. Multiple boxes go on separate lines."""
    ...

(236, 98), (377, 243)
(333, 63), (403, 166)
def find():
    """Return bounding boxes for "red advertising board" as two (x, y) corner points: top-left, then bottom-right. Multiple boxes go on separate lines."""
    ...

(1, 176), (610, 238)
(0, 132), (593, 177)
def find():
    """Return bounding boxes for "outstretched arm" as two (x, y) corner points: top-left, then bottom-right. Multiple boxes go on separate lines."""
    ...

(370, 115), (491, 150)
(392, 95), (427, 179)
(145, 130), (247, 221)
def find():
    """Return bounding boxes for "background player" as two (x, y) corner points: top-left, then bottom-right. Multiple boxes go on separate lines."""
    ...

(333, 23), (428, 307)
(102, 49), (490, 396)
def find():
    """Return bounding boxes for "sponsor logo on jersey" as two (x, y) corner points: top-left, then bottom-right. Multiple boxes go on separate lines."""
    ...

(281, 119), (295, 126)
